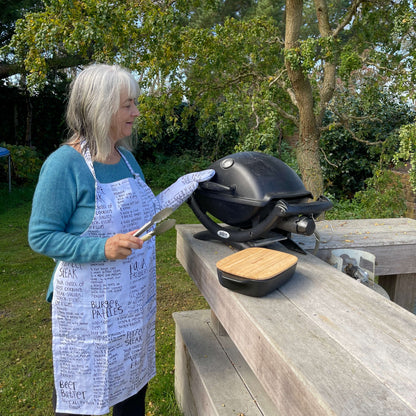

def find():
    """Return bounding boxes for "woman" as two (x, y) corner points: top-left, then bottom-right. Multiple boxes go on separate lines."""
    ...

(28, 64), (214, 415)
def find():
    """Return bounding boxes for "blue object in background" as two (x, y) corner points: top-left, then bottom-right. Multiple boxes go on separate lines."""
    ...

(0, 147), (11, 192)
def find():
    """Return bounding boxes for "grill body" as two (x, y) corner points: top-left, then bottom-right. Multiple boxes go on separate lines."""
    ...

(189, 151), (332, 246)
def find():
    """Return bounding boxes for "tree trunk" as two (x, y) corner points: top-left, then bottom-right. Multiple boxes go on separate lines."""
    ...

(25, 93), (32, 147)
(295, 133), (323, 198)
(14, 103), (19, 143)
(284, 0), (324, 198)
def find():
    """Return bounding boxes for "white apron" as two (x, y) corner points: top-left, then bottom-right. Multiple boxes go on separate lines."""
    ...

(51, 146), (158, 415)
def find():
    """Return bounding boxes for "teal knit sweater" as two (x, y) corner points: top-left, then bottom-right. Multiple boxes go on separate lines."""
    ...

(28, 145), (147, 301)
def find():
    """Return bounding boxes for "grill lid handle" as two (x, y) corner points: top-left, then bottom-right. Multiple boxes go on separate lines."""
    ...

(275, 196), (333, 217)
(199, 181), (235, 194)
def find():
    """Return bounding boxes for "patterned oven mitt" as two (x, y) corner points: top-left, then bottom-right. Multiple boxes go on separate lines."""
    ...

(157, 169), (215, 211)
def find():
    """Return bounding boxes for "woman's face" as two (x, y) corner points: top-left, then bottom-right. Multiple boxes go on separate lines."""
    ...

(109, 90), (140, 142)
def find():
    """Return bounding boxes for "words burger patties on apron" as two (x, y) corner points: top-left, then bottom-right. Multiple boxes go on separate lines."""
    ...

(52, 145), (158, 415)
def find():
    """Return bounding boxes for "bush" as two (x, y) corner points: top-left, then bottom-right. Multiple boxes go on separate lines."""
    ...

(320, 94), (414, 199)
(325, 196), (368, 220)
(353, 169), (406, 218)
(320, 127), (373, 199)
(394, 123), (416, 192)
(139, 151), (212, 189)
(326, 169), (407, 219)
(0, 143), (43, 184)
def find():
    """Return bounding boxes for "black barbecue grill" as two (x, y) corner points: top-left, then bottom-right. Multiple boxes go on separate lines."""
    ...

(189, 151), (333, 253)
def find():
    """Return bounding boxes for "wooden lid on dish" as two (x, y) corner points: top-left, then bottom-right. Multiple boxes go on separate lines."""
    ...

(216, 247), (298, 281)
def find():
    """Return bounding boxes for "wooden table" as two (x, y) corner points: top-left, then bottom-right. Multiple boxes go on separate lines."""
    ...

(176, 223), (416, 415)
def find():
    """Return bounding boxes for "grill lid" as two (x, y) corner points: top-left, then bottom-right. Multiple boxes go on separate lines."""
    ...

(196, 151), (312, 207)
(193, 152), (313, 226)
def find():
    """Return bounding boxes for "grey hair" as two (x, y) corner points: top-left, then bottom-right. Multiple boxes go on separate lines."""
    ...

(65, 64), (139, 162)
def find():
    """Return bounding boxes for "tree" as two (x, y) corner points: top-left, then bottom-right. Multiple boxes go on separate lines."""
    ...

(142, 0), (416, 197)
(0, 0), (45, 80)
(2, 0), (416, 197)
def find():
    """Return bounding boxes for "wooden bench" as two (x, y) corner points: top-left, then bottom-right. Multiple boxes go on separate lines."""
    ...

(174, 309), (278, 415)
(175, 222), (416, 416)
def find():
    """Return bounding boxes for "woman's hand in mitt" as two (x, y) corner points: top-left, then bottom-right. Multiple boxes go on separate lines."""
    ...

(157, 169), (215, 211)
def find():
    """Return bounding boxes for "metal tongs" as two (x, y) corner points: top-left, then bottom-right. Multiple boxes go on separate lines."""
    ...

(140, 218), (176, 241)
(134, 207), (176, 241)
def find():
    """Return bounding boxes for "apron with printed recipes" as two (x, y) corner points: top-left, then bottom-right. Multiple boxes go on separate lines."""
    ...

(52, 145), (158, 415)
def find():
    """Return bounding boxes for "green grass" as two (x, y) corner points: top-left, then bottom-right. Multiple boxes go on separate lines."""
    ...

(3, 180), (400, 415)
(0, 184), (207, 416)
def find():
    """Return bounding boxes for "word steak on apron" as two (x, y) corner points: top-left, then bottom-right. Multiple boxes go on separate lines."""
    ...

(52, 146), (158, 415)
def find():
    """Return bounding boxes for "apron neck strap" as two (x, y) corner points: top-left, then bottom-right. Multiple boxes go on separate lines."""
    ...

(118, 149), (139, 178)
(80, 140), (140, 179)
(80, 140), (97, 180)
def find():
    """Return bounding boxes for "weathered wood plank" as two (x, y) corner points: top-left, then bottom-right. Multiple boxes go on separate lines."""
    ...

(176, 224), (416, 416)
(291, 218), (416, 275)
(279, 256), (416, 394)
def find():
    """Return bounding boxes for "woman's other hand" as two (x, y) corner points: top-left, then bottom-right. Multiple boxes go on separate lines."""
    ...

(105, 232), (144, 260)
